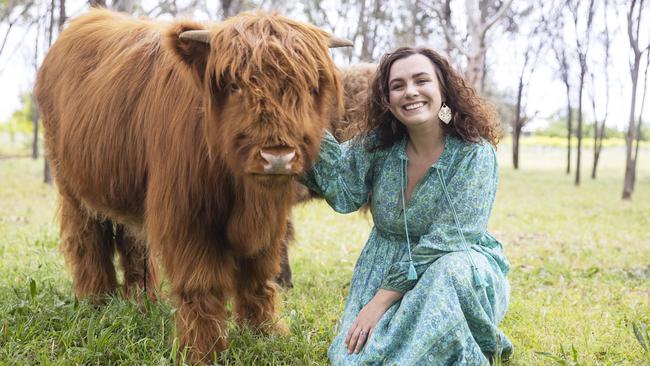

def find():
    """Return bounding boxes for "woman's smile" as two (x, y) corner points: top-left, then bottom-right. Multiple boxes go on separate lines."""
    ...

(403, 101), (426, 111)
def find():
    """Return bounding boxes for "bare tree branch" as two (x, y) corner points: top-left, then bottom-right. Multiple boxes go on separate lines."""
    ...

(0, 0), (35, 57)
(0, 23), (14, 56)
(425, 0), (515, 91)
(0, 14), (42, 76)
(480, 0), (514, 38)
(425, 2), (470, 58)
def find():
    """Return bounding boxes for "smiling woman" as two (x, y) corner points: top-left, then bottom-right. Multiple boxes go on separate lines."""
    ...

(301, 46), (511, 365)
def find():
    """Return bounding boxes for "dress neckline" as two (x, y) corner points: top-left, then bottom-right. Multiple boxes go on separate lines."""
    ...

(396, 133), (454, 170)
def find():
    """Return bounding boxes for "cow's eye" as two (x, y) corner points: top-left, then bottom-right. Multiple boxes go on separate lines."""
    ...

(230, 83), (241, 94)
(303, 135), (313, 146)
(310, 88), (319, 97)
(234, 133), (247, 146)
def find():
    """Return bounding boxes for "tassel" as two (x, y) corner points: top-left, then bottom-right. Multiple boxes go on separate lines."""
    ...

(407, 262), (418, 280)
(472, 266), (487, 288)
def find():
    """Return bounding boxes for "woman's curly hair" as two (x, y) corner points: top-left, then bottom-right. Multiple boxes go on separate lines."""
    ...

(363, 47), (502, 150)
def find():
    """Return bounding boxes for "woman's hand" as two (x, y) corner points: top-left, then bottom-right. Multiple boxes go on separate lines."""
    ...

(344, 289), (403, 354)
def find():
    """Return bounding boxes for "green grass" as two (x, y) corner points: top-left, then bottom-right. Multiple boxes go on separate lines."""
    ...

(1, 143), (649, 365)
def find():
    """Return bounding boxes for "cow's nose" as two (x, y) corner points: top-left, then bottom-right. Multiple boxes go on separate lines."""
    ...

(259, 147), (297, 175)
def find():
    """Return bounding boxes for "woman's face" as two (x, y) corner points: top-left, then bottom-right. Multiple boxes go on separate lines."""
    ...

(387, 54), (443, 129)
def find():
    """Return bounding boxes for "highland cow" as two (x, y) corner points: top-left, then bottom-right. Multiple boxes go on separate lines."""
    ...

(34, 9), (350, 363)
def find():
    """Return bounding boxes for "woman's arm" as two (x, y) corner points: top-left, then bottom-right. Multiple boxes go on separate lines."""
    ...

(301, 130), (382, 213)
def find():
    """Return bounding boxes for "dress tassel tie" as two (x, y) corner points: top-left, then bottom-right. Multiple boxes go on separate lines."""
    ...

(472, 266), (487, 288)
(437, 169), (487, 290)
(407, 262), (418, 280)
(401, 160), (418, 281)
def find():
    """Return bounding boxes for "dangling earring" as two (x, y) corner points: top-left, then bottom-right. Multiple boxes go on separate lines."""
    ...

(438, 103), (452, 124)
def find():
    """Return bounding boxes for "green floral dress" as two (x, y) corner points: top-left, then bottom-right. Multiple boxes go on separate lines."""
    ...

(302, 131), (512, 365)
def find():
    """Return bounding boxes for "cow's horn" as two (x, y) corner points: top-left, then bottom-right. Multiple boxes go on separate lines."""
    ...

(328, 36), (354, 48)
(179, 30), (211, 44)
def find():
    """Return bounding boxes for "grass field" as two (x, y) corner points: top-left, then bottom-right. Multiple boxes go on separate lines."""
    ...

(1, 141), (649, 365)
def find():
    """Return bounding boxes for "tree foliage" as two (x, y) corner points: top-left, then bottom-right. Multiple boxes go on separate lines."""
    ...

(1, 91), (34, 134)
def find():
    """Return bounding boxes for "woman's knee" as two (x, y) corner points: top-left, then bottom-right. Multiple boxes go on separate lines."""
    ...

(433, 252), (473, 279)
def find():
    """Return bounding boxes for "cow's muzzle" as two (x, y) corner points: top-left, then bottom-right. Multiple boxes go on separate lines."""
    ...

(254, 146), (299, 175)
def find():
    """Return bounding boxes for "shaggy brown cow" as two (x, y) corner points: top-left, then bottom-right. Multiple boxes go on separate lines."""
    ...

(34, 9), (350, 363)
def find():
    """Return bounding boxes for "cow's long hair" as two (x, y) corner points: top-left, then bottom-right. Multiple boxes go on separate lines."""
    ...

(332, 63), (377, 142)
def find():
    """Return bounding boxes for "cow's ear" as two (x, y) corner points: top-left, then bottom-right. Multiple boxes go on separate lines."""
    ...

(166, 22), (210, 87)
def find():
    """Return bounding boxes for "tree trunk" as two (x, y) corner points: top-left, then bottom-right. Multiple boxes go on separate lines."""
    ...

(590, 91), (607, 180)
(32, 20), (39, 160)
(59, 0), (66, 28)
(569, 0), (595, 182)
(591, 127), (602, 179)
(631, 118), (642, 188)
(466, 41), (486, 94)
(592, 0), (610, 180)
(44, 158), (52, 183)
(48, 0), (55, 45)
(575, 71), (584, 186)
(44, 0), (67, 184)
(622, 0), (649, 200)
(221, 0), (232, 18)
(442, 0), (453, 57)
(630, 52), (648, 192)
(512, 72), (524, 170)
(622, 59), (639, 200)
(41, 0), (55, 182)
(32, 99), (39, 159)
(359, 0), (381, 62)
(114, 0), (134, 13)
(358, 0), (373, 62)
(512, 128), (519, 169)
(565, 84), (572, 175)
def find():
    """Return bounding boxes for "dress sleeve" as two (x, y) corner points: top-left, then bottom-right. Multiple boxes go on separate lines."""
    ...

(301, 130), (381, 213)
(380, 142), (499, 293)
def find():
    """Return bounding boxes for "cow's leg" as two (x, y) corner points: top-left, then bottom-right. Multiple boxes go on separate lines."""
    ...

(59, 194), (117, 303)
(114, 225), (159, 301)
(163, 242), (235, 364)
(234, 244), (288, 335)
(275, 220), (294, 289)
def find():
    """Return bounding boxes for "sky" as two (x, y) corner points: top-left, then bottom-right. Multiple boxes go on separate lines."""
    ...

(0, 0), (648, 131)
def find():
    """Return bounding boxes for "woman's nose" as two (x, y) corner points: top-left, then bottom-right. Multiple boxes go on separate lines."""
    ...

(405, 82), (419, 97)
